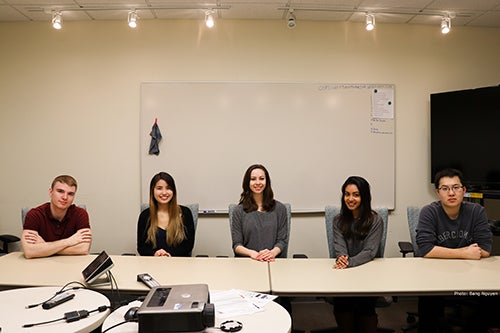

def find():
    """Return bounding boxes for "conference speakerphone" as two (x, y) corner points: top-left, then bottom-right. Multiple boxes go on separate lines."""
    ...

(82, 251), (114, 285)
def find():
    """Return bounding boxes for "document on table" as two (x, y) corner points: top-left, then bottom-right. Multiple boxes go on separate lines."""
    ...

(210, 289), (277, 318)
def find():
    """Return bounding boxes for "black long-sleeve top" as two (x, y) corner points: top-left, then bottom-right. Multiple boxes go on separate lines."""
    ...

(137, 205), (195, 257)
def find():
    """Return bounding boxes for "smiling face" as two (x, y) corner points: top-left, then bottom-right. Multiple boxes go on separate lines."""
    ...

(49, 181), (76, 211)
(249, 168), (266, 196)
(344, 184), (361, 216)
(153, 179), (174, 206)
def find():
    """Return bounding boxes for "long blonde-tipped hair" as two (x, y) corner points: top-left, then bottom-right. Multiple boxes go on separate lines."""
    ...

(147, 172), (186, 247)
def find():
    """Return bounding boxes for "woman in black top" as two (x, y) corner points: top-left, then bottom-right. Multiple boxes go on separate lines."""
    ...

(137, 172), (195, 256)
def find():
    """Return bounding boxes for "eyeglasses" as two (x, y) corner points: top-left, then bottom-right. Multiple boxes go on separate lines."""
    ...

(438, 185), (464, 193)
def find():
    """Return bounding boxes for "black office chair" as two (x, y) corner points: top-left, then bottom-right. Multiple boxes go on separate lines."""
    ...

(0, 234), (20, 255)
(0, 207), (27, 255)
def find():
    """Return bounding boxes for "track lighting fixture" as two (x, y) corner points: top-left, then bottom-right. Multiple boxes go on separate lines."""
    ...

(128, 10), (138, 28)
(365, 13), (375, 31)
(441, 16), (451, 34)
(287, 9), (296, 29)
(41, 5), (462, 35)
(205, 10), (215, 28)
(52, 11), (62, 30)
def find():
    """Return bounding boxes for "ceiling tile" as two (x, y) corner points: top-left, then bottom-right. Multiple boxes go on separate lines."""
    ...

(427, 0), (500, 11)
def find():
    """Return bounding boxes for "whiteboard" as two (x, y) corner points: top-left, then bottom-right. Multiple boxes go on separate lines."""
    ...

(140, 82), (395, 211)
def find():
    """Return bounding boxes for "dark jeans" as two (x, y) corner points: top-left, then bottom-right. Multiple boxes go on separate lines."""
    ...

(418, 296), (445, 333)
(333, 297), (378, 333)
(333, 296), (377, 316)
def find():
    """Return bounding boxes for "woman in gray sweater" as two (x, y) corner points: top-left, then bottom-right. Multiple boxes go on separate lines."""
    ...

(332, 176), (383, 333)
(231, 164), (288, 262)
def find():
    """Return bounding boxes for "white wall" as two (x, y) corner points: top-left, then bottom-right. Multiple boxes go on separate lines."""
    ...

(1, 19), (499, 258)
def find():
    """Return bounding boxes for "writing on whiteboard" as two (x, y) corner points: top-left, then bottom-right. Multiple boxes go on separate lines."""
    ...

(318, 84), (393, 91)
(371, 88), (394, 119)
(370, 117), (394, 135)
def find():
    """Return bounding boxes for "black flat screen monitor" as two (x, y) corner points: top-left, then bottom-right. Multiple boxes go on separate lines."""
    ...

(82, 250), (114, 284)
(430, 85), (500, 190)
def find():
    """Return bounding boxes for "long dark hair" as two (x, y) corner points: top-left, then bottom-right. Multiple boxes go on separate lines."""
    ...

(239, 164), (276, 212)
(338, 176), (375, 239)
(147, 172), (185, 247)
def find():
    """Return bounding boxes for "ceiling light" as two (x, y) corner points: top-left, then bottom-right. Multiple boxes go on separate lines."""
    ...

(365, 13), (375, 31)
(52, 11), (62, 30)
(441, 16), (451, 34)
(205, 10), (215, 28)
(287, 9), (296, 29)
(128, 10), (138, 28)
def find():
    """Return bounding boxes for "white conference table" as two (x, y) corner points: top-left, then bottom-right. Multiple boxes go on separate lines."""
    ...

(3, 252), (500, 298)
(101, 299), (291, 333)
(0, 286), (110, 333)
(0, 252), (271, 293)
(269, 256), (500, 297)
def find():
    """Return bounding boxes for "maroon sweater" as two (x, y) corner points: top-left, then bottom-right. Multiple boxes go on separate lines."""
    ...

(24, 202), (90, 241)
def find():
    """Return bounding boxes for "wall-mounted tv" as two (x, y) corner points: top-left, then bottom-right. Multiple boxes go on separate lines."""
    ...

(430, 85), (500, 191)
